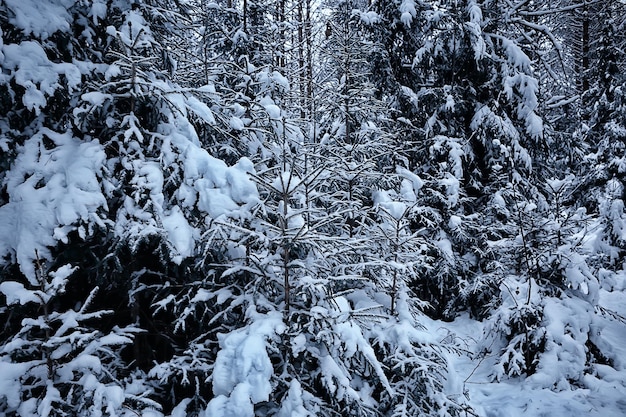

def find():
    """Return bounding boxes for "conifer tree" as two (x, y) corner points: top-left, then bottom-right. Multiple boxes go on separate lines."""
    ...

(2, 0), (626, 415)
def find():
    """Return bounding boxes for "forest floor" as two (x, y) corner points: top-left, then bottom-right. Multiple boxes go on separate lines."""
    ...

(429, 285), (626, 417)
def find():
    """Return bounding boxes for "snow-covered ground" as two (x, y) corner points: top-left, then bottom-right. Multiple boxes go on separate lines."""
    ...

(430, 286), (626, 417)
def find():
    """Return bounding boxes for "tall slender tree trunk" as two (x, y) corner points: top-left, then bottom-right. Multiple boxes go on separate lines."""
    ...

(572, 0), (591, 103)
(581, 1), (590, 95)
(277, 0), (286, 69)
(243, 0), (248, 32)
(306, 0), (314, 125)
(298, 2), (308, 120)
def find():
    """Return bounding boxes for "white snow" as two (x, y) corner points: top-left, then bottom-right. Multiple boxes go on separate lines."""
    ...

(276, 380), (312, 417)
(400, 179), (417, 202)
(437, 304), (626, 417)
(171, 399), (192, 417)
(257, 71), (290, 94)
(503, 74), (543, 140)
(445, 93), (456, 111)
(186, 96), (217, 125)
(0, 281), (47, 305)
(4, 0), (73, 39)
(80, 91), (113, 107)
(272, 171), (303, 195)
(207, 312), (284, 417)
(0, 130), (107, 284)
(502, 38), (532, 71)
(172, 128), (259, 220)
(373, 190), (408, 220)
(229, 116), (245, 131)
(2, 41), (82, 114)
(260, 96), (282, 119)
(358, 11), (381, 25)
(88, 0), (107, 25)
(162, 206), (196, 262)
(465, 18), (486, 61)
(440, 173), (460, 207)
(448, 215), (462, 230)
(397, 167), (424, 195)
(400, 0), (417, 27)
(48, 264), (78, 294)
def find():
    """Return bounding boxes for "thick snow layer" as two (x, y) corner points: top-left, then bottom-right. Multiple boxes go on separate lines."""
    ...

(259, 96), (282, 119)
(373, 190), (409, 220)
(466, 0), (486, 61)
(0, 130), (106, 284)
(4, 0), (74, 38)
(399, 0), (417, 27)
(397, 167), (424, 196)
(276, 380), (311, 417)
(358, 11), (381, 25)
(207, 312), (285, 417)
(0, 281), (49, 305)
(173, 131), (258, 219)
(185, 96), (216, 125)
(161, 206), (196, 262)
(441, 293), (626, 417)
(502, 38), (531, 71)
(2, 41), (82, 114)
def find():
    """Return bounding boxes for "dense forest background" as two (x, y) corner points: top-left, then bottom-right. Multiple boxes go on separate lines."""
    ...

(0, 0), (625, 416)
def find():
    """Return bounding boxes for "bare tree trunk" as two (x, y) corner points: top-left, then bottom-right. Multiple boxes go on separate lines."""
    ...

(571, 0), (591, 101)
(581, 1), (590, 95)
(306, 0), (314, 126)
(298, 1), (306, 119)
(243, 0), (248, 32)
(277, 0), (286, 69)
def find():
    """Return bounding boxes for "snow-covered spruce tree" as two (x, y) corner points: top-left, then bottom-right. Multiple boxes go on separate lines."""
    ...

(485, 0), (626, 388)
(0, 1), (152, 414)
(366, 0), (545, 319)
(363, 0), (619, 391)
(0, 0), (259, 414)
(0, 260), (144, 416)
(521, 0), (587, 172)
(136, 1), (337, 411)
(74, 1), (263, 413)
(315, 0), (396, 240)
(479, 174), (609, 384)
(141, 3), (471, 413)
(441, 2), (626, 387)
(577, 1), (626, 266)
(179, 0), (302, 164)
(362, 176), (473, 416)
(198, 132), (470, 417)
